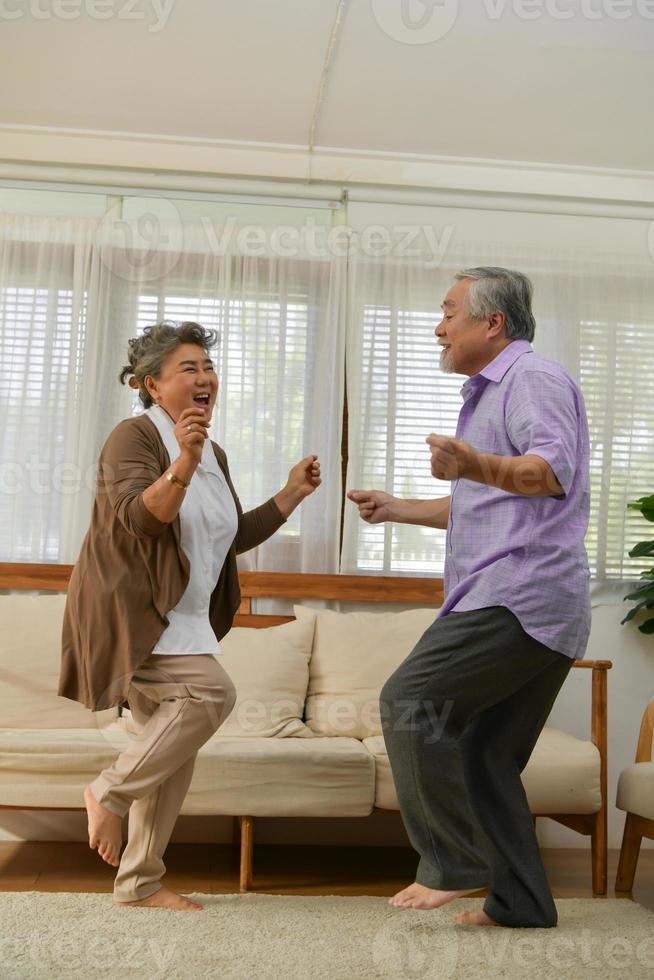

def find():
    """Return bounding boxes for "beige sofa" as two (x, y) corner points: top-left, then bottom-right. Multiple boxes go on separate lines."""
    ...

(0, 565), (611, 894)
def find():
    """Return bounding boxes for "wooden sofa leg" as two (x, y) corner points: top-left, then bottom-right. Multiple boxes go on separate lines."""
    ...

(591, 808), (607, 895)
(239, 815), (254, 893)
(615, 813), (643, 893)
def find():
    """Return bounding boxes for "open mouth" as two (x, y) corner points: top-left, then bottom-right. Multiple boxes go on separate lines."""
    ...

(193, 393), (210, 406)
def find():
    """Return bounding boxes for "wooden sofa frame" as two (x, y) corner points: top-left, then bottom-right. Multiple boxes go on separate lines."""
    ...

(0, 562), (612, 895)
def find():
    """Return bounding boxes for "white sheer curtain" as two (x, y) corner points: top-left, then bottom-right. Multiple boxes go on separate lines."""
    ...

(0, 216), (99, 564)
(3, 203), (653, 595)
(0, 211), (345, 573)
(341, 224), (654, 594)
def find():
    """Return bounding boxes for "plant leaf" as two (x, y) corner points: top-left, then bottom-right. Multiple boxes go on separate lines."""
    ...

(628, 494), (654, 509)
(638, 617), (654, 635)
(629, 541), (654, 558)
(627, 496), (654, 522)
(620, 598), (654, 624)
(624, 583), (654, 602)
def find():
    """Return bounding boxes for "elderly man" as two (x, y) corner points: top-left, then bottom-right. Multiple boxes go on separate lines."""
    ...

(348, 267), (591, 929)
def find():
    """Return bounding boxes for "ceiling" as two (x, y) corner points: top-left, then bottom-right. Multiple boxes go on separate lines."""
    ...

(1, 0), (653, 173)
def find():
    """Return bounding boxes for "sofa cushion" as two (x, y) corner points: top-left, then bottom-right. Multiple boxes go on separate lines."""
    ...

(185, 734), (374, 816)
(616, 762), (654, 821)
(214, 617), (316, 737)
(363, 726), (602, 814)
(0, 594), (116, 729)
(295, 605), (438, 739)
(119, 617), (315, 738)
(0, 727), (375, 817)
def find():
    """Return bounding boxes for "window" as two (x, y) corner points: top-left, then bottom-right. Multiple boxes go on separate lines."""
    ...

(346, 302), (460, 574)
(346, 297), (654, 581)
(580, 319), (654, 578)
(0, 284), (87, 560)
(2, 205), (652, 584)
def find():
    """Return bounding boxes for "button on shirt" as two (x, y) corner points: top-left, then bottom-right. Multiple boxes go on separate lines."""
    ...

(145, 405), (239, 656)
(438, 340), (591, 661)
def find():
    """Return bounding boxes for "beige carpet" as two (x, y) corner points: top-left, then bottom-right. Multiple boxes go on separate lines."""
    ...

(0, 893), (653, 979)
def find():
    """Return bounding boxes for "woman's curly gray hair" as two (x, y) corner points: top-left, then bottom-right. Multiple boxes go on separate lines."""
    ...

(119, 321), (220, 409)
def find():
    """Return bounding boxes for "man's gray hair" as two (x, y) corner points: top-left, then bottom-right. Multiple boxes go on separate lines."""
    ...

(454, 267), (536, 342)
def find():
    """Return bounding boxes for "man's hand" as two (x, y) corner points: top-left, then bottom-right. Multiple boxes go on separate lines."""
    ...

(426, 434), (478, 481)
(348, 490), (452, 529)
(426, 435), (566, 497)
(347, 489), (395, 524)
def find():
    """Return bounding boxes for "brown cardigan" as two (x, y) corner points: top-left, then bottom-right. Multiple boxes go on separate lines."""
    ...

(58, 414), (285, 710)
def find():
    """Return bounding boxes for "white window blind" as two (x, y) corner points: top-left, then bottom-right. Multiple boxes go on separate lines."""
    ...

(0, 284), (87, 561)
(580, 318), (654, 579)
(353, 303), (461, 574)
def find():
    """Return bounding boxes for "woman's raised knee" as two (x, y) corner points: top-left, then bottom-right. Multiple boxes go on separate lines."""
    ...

(184, 677), (237, 734)
(220, 682), (237, 724)
(205, 679), (236, 732)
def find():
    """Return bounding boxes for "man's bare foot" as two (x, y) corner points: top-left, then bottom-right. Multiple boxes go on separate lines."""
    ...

(454, 909), (499, 926)
(115, 886), (203, 911)
(84, 785), (122, 867)
(389, 882), (485, 909)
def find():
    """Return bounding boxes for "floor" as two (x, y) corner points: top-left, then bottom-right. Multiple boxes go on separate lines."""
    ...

(0, 843), (653, 909)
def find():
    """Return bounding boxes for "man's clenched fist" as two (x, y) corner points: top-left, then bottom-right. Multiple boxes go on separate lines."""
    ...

(426, 434), (478, 481)
(347, 489), (394, 524)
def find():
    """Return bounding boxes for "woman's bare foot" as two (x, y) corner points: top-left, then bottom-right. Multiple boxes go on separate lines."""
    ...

(115, 887), (203, 911)
(389, 882), (485, 909)
(84, 785), (122, 867)
(454, 909), (499, 926)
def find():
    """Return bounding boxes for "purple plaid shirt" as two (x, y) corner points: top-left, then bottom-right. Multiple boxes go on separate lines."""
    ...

(438, 340), (591, 660)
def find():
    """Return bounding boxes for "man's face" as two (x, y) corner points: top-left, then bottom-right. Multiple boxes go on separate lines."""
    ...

(435, 277), (506, 377)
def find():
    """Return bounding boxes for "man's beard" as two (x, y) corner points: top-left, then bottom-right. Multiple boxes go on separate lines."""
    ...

(440, 349), (456, 374)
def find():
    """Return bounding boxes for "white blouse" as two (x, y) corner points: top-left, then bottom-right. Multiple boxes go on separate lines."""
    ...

(145, 405), (238, 656)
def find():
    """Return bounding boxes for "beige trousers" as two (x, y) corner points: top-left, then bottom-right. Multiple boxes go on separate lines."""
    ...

(88, 652), (237, 902)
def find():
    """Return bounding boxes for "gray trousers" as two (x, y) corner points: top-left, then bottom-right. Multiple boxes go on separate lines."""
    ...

(380, 605), (573, 928)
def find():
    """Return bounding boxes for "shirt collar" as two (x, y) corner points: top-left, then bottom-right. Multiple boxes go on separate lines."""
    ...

(461, 340), (533, 396)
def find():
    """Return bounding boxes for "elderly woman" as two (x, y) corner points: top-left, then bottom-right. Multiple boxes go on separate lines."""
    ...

(58, 321), (320, 912)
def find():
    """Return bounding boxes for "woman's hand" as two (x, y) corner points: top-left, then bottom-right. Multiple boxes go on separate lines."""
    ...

(289, 454), (321, 498)
(174, 408), (209, 464)
(274, 455), (321, 518)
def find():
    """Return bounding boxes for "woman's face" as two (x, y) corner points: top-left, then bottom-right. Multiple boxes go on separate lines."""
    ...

(144, 343), (218, 424)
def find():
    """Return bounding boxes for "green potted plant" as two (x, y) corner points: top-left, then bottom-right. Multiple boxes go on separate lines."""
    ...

(622, 494), (654, 635)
